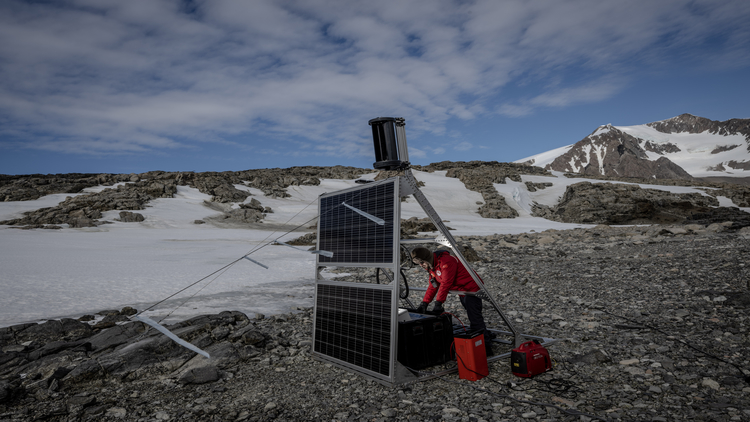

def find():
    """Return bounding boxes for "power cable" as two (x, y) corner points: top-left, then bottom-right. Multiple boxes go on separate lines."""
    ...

(435, 374), (610, 421)
(405, 322), (602, 420)
(407, 360), (609, 422)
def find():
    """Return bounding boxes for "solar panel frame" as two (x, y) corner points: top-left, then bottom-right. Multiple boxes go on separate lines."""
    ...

(313, 281), (395, 380)
(312, 177), (403, 384)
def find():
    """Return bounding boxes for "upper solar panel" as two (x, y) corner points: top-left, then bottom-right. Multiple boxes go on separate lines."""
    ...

(317, 179), (397, 265)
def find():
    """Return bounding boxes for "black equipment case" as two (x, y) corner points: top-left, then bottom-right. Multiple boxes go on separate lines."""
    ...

(397, 312), (454, 370)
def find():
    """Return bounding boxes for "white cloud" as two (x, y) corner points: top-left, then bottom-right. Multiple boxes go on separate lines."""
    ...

(497, 78), (624, 117)
(454, 142), (473, 152)
(408, 146), (427, 159)
(0, 0), (747, 159)
(497, 104), (534, 118)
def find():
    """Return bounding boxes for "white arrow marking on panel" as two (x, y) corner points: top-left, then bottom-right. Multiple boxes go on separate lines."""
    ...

(342, 202), (385, 225)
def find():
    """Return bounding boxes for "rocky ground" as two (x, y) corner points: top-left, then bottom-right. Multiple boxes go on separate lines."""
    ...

(1, 224), (749, 422)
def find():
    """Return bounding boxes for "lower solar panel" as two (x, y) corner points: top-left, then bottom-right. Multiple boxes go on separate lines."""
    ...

(313, 283), (393, 379)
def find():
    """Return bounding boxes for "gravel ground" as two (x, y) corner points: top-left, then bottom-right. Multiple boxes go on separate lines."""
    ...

(1, 225), (749, 422)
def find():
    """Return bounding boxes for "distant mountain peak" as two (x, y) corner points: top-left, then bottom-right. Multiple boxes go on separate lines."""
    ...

(540, 124), (691, 179)
(518, 114), (750, 179)
(589, 124), (615, 138)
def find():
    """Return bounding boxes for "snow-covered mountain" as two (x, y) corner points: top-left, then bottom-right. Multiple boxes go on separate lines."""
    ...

(518, 114), (750, 179)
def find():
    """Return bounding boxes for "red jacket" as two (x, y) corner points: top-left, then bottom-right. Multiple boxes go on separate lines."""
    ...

(423, 251), (481, 303)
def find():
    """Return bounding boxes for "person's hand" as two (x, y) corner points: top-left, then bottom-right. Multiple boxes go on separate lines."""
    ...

(416, 302), (429, 313)
(432, 301), (445, 315)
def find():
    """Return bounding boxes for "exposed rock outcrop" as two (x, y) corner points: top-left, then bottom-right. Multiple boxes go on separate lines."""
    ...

(647, 113), (750, 143)
(532, 181), (730, 225)
(374, 162), (550, 219)
(189, 174), (251, 203)
(236, 166), (368, 198)
(0, 174), (129, 202)
(644, 140), (681, 154)
(400, 217), (447, 237)
(728, 160), (750, 170)
(286, 232), (316, 246)
(1, 167), (369, 228)
(416, 162), (551, 219)
(0, 180), (176, 227)
(704, 185), (750, 207)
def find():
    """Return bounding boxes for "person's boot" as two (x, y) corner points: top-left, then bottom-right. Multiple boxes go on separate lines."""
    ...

(484, 330), (494, 357)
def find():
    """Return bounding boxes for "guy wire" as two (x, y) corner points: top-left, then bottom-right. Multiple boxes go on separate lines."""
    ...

(137, 195), (319, 317)
(137, 184), (374, 319)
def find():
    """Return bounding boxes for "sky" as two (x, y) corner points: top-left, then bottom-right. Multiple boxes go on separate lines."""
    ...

(1, 0), (749, 175)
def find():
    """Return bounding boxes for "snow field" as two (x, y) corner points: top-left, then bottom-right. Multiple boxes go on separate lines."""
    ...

(0, 170), (747, 327)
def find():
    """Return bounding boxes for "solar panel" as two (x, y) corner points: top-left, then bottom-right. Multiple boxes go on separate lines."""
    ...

(314, 283), (393, 377)
(317, 180), (397, 265)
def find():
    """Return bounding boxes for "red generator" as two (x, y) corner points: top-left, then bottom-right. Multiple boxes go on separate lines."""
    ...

(453, 331), (489, 381)
(511, 340), (552, 378)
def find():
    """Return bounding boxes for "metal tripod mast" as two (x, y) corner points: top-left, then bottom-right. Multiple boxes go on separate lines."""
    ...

(399, 168), (524, 347)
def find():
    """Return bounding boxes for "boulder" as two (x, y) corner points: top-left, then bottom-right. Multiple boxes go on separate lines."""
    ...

(240, 198), (265, 212)
(228, 325), (266, 347)
(0, 380), (11, 403)
(178, 364), (219, 384)
(118, 211), (145, 222)
(225, 208), (264, 223)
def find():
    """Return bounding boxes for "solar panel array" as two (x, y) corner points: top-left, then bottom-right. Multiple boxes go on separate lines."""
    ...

(314, 284), (393, 377)
(317, 180), (396, 264)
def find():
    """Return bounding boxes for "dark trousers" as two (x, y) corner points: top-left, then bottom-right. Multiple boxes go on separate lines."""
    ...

(460, 295), (493, 355)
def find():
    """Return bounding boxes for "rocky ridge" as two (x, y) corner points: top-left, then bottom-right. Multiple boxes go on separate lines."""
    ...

(0, 174), (128, 203)
(415, 161), (552, 219)
(647, 114), (750, 145)
(1, 225), (749, 421)
(531, 181), (750, 228)
(3, 163), (750, 231)
(0, 167), (368, 229)
(558, 172), (750, 204)
(375, 161), (552, 220)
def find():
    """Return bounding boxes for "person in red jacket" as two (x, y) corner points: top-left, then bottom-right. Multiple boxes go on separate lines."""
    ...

(411, 247), (493, 355)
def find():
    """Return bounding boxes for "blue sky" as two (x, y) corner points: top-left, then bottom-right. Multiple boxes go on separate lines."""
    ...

(1, 0), (749, 175)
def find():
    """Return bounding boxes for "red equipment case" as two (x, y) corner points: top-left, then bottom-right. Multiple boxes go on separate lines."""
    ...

(511, 340), (552, 378)
(453, 331), (489, 381)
